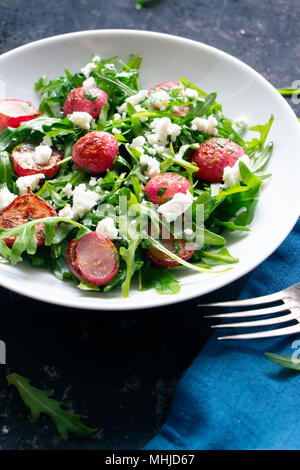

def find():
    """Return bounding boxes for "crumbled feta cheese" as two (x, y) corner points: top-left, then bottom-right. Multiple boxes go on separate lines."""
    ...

(58, 204), (74, 220)
(150, 89), (170, 110)
(34, 145), (52, 165)
(222, 154), (252, 189)
(112, 128), (119, 134)
(63, 183), (73, 198)
(191, 115), (218, 135)
(92, 55), (100, 63)
(72, 183), (100, 220)
(89, 177), (98, 187)
(16, 174), (45, 195)
(117, 90), (148, 113)
(147, 147), (156, 156)
(131, 136), (146, 149)
(0, 187), (16, 211)
(113, 113), (121, 120)
(146, 117), (181, 153)
(235, 115), (248, 127)
(83, 76), (96, 88)
(68, 111), (93, 130)
(96, 217), (118, 240)
(183, 88), (198, 99)
(81, 62), (97, 78)
(140, 154), (160, 178)
(104, 63), (115, 70)
(41, 135), (52, 147)
(158, 191), (193, 223)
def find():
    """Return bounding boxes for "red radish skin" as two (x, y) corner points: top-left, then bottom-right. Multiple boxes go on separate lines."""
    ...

(144, 172), (192, 205)
(0, 99), (40, 128)
(66, 239), (82, 280)
(148, 81), (180, 94)
(148, 81), (189, 116)
(0, 190), (57, 246)
(74, 232), (119, 285)
(191, 138), (246, 182)
(63, 86), (109, 119)
(147, 237), (195, 267)
(11, 143), (62, 178)
(72, 131), (119, 174)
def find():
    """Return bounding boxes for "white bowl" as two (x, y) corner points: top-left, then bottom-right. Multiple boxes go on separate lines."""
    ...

(0, 30), (299, 310)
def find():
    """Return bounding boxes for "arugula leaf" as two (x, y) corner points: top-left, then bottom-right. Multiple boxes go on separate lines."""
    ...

(252, 142), (273, 173)
(78, 278), (100, 291)
(278, 88), (300, 96)
(265, 353), (300, 371)
(183, 92), (217, 122)
(146, 235), (215, 273)
(120, 236), (143, 297)
(0, 217), (90, 265)
(213, 218), (250, 232)
(7, 373), (97, 439)
(199, 247), (239, 265)
(0, 151), (15, 192)
(140, 262), (180, 295)
(246, 114), (274, 157)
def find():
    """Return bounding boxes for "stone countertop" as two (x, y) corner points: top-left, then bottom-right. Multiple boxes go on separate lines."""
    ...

(0, 0), (299, 450)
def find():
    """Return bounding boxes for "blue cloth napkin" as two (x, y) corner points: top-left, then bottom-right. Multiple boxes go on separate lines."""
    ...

(145, 218), (300, 450)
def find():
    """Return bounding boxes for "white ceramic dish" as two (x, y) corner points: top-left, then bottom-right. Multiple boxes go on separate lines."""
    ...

(0, 30), (299, 310)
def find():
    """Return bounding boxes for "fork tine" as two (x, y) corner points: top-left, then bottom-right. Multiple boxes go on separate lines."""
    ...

(204, 303), (290, 319)
(217, 323), (300, 340)
(212, 311), (300, 329)
(198, 291), (282, 308)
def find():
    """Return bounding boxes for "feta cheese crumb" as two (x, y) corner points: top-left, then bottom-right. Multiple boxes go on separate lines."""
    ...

(159, 191), (193, 223)
(68, 111), (93, 130)
(92, 55), (101, 63)
(147, 117), (181, 153)
(89, 177), (98, 187)
(150, 89), (170, 110)
(16, 174), (45, 195)
(34, 145), (52, 165)
(81, 62), (97, 78)
(83, 76), (96, 88)
(222, 154), (252, 189)
(0, 187), (16, 211)
(58, 204), (74, 220)
(235, 115), (248, 127)
(41, 135), (52, 147)
(191, 115), (218, 135)
(111, 128), (119, 134)
(113, 113), (121, 120)
(96, 217), (118, 240)
(117, 90), (148, 113)
(63, 183), (73, 198)
(140, 154), (160, 178)
(183, 88), (198, 99)
(131, 136), (146, 149)
(72, 183), (100, 220)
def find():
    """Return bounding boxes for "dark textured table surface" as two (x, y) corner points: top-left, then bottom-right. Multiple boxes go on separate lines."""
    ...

(0, 0), (299, 451)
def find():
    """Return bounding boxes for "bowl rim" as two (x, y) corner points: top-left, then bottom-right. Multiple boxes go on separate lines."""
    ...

(0, 29), (299, 310)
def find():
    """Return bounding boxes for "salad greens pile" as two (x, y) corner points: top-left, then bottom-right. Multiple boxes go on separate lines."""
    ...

(0, 53), (274, 297)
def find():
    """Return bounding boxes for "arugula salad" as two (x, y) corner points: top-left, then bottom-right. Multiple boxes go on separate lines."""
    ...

(0, 54), (274, 297)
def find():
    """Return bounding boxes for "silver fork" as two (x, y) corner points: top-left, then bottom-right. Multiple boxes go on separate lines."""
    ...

(199, 282), (300, 340)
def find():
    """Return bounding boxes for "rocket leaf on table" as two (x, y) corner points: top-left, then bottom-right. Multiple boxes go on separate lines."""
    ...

(7, 373), (97, 439)
(265, 353), (300, 371)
